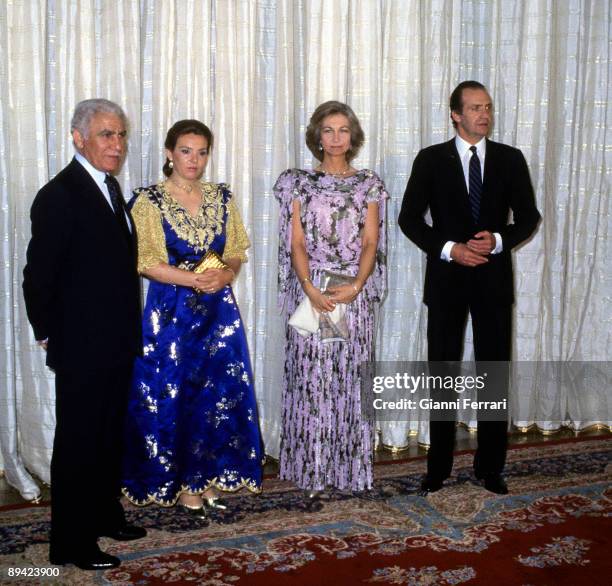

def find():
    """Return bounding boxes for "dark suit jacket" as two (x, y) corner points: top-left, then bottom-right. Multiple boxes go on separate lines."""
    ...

(398, 138), (540, 306)
(23, 158), (141, 371)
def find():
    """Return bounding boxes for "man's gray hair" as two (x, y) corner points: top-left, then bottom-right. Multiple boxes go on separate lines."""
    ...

(70, 99), (127, 137)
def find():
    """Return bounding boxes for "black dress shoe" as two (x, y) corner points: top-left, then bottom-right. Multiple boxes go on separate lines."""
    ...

(100, 524), (147, 541)
(418, 477), (443, 496)
(481, 475), (508, 495)
(50, 549), (121, 570)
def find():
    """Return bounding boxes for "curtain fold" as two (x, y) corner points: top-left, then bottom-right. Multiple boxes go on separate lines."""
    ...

(1, 0), (609, 500)
(1, 0), (51, 501)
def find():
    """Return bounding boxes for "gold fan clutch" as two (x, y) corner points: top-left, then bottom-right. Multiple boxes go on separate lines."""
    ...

(193, 250), (228, 273)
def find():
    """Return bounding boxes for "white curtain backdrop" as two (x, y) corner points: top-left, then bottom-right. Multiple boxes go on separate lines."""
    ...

(1, 0), (610, 500)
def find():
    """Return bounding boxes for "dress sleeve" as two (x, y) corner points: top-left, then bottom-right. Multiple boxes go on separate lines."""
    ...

(130, 191), (169, 273)
(364, 172), (389, 303)
(273, 169), (301, 311)
(223, 195), (250, 263)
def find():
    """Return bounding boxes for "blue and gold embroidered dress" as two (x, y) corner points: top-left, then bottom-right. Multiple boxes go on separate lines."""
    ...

(122, 181), (262, 505)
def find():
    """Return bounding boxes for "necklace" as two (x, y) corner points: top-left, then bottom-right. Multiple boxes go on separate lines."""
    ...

(167, 177), (198, 193)
(317, 164), (352, 177)
(163, 180), (204, 217)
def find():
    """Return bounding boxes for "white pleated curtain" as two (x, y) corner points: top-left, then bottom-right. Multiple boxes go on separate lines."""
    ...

(0, 0), (609, 500)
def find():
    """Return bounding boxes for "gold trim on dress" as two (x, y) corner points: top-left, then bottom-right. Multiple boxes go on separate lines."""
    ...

(122, 476), (262, 507)
(157, 181), (225, 253)
(222, 197), (250, 262)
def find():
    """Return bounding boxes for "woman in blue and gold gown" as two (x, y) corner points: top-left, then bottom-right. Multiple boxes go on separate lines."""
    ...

(122, 120), (262, 518)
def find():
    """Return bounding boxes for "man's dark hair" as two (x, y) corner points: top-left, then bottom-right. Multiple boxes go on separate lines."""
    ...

(449, 81), (487, 128)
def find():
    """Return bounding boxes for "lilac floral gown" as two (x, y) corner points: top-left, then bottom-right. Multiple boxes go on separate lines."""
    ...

(274, 169), (388, 491)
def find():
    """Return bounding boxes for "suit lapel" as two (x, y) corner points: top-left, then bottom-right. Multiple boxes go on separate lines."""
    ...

(481, 139), (500, 217)
(66, 158), (136, 254)
(443, 139), (469, 199)
(67, 158), (113, 213)
(445, 139), (468, 196)
(482, 139), (497, 189)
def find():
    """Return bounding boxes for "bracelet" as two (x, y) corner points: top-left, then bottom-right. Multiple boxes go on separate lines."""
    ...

(301, 277), (312, 286)
(352, 284), (359, 293)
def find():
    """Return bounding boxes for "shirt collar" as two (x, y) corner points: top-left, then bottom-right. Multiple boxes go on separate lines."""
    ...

(455, 135), (486, 159)
(75, 152), (108, 191)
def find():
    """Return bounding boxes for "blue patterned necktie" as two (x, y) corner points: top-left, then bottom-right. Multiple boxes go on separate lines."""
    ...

(468, 145), (482, 222)
(105, 174), (131, 241)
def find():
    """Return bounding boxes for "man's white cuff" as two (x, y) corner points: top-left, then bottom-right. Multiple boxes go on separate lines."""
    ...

(441, 241), (455, 262)
(492, 233), (503, 254)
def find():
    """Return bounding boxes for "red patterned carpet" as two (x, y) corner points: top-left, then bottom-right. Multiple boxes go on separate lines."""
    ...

(1, 436), (610, 585)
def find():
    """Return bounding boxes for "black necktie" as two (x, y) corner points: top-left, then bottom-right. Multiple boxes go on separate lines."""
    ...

(468, 146), (482, 223)
(105, 174), (131, 241)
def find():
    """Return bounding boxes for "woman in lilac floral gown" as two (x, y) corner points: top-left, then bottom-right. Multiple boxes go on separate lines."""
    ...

(274, 101), (388, 493)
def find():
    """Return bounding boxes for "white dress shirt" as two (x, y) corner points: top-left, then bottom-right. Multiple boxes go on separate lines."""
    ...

(440, 135), (502, 261)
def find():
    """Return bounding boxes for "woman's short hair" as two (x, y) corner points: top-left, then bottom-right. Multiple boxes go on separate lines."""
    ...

(70, 99), (127, 137)
(305, 101), (365, 162)
(163, 119), (214, 177)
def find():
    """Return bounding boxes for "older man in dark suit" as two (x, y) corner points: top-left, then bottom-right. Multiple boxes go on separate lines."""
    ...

(23, 99), (146, 569)
(399, 81), (540, 496)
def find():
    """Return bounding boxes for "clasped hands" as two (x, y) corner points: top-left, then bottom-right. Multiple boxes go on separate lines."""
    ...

(193, 268), (233, 294)
(451, 230), (495, 267)
(305, 282), (360, 313)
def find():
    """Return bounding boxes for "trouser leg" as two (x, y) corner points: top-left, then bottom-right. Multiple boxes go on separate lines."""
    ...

(470, 302), (511, 477)
(50, 365), (131, 558)
(425, 302), (468, 481)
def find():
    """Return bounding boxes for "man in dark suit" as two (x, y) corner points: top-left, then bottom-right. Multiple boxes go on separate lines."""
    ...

(23, 99), (146, 569)
(398, 81), (540, 496)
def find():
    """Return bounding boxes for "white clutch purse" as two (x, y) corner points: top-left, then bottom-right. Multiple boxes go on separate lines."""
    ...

(288, 296), (320, 336)
(288, 296), (346, 338)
